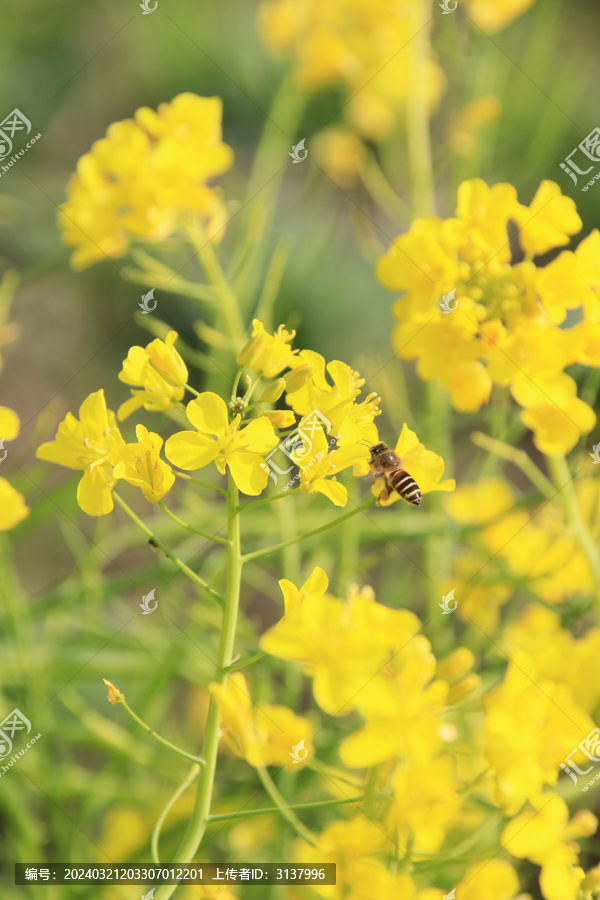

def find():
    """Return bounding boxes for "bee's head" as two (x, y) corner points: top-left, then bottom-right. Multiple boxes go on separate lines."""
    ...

(369, 442), (388, 457)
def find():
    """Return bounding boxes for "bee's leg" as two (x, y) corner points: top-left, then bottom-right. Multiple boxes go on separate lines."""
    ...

(376, 482), (392, 505)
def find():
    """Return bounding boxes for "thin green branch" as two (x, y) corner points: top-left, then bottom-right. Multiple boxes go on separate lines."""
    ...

(207, 793), (369, 823)
(152, 764), (200, 864)
(237, 488), (299, 513)
(103, 681), (205, 767)
(112, 492), (224, 606)
(547, 455), (600, 588)
(158, 501), (229, 547)
(174, 471), (227, 497)
(241, 498), (376, 564)
(223, 651), (266, 673)
(471, 431), (555, 500)
(256, 765), (317, 846)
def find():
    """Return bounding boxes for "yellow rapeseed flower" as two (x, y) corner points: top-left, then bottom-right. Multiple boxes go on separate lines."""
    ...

(118, 331), (188, 421)
(59, 94), (233, 268)
(502, 793), (596, 900)
(376, 179), (596, 454)
(209, 672), (313, 770)
(112, 424), (174, 503)
(36, 389), (125, 516)
(257, 0), (445, 140)
(0, 477), (29, 531)
(236, 319), (298, 378)
(370, 424), (455, 505)
(290, 420), (369, 507)
(165, 392), (278, 495)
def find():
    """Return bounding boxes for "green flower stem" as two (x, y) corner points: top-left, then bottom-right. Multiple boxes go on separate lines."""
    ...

(174, 471), (227, 497)
(237, 488), (300, 513)
(158, 501), (230, 547)
(547, 454), (600, 588)
(155, 477), (242, 900)
(307, 759), (363, 790)
(184, 383), (201, 398)
(114, 694), (206, 767)
(152, 764), (200, 864)
(188, 220), (246, 347)
(256, 766), (317, 846)
(360, 152), (412, 225)
(240, 498), (376, 564)
(231, 366), (244, 401)
(223, 650), (266, 673)
(112, 492), (224, 607)
(207, 793), (370, 823)
(471, 431), (556, 501)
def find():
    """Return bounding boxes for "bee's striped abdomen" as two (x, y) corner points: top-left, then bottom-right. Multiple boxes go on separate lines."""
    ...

(389, 469), (422, 506)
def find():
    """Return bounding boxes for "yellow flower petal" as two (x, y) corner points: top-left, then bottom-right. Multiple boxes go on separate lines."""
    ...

(165, 431), (219, 470)
(0, 477), (29, 530)
(77, 467), (114, 516)
(0, 406), (20, 441)
(185, 392), (229, 435)
(227, 450), (270, 495)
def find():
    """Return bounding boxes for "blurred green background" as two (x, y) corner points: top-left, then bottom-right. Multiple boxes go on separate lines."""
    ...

(1, 0), (600, 896)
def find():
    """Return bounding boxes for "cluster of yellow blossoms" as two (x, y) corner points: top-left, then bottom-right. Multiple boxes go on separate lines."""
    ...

(443, 476), (600, 625)
(258, 0), (535, 142)
(58, 94), (233, 269)
(377, 179), (598, 455)
(35, 321), (453, 514)
(210, 566), (600, 900)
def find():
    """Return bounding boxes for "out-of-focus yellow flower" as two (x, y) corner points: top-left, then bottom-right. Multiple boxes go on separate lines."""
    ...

(118, 331), (187, 420)
(313, 129), (365, 188)
(455, 859), (520, 900)
(59, 94), (233, 269)
(257, 1), (445, 140)
(0, 477), (29, 530)
(293, 816), (387, 900)
(370, 424), (455, 506)
(484, 660), (594, 814)
(376, 180), (598, 453)
(462, 0), (536, 32)
(450, 96), (502, 157)
(36, 389), (124, 516)
(502, 793), (596, 900)
(113, 424), (174, 502)
(165, 392), (278, 495)
(261, 567), (423, 718)
(0, 405), (20, 441)
(209, 672), (313, 770)
(389, 756), (461, 853)
(237, 319), (299, 378)
(290, 421), (369, 507)
(443, 476), (513, 525)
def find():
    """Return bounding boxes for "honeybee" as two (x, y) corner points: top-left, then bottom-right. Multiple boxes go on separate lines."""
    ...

(368, 442), (422, 506)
